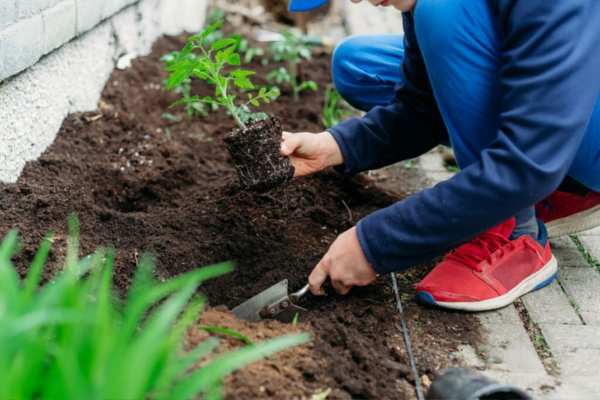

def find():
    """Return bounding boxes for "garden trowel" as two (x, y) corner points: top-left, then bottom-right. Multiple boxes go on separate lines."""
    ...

(232, 280), (310, 322)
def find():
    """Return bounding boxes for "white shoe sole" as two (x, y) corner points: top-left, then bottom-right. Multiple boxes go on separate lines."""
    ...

(546, 204), (600, 238)
(430, 256), (558, 312)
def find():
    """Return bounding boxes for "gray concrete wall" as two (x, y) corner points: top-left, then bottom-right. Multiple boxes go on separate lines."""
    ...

(0, 0), (207, 183)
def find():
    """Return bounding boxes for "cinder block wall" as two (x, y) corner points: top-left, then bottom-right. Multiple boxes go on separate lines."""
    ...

(0, 0), (207, 183)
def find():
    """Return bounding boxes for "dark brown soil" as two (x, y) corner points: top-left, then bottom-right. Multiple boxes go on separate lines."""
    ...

(0, 33), (480, 399)
(224, 117), (294, 190)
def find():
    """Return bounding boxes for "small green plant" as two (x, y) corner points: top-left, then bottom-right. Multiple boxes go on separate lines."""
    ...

(238, 38), (266, 64)
(0, 215), (309, 399)
(268, 30), (318, 100)
(165, 20), (279, 128)
(292, 312), (300, 326)
(322, 85), (354, 128)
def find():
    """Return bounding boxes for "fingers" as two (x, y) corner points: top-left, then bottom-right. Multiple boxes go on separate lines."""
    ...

(331, 278), (351, 295)
(280, 132), (302, 156)
(308, 262), (328, 296)
(309, 257), (353, 296)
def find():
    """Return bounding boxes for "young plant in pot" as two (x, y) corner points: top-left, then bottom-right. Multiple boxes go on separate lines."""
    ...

(165, 21), (294, 190)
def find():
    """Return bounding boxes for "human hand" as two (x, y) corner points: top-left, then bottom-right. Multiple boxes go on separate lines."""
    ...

(308, 226), (377, 295)
(280, 131), (343, 177)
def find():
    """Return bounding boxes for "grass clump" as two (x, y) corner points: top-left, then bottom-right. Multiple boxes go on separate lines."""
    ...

(0, 215), (308, 399)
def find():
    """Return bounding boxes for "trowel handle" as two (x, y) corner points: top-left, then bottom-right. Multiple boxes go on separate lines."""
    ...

(290, 284), (310, 302)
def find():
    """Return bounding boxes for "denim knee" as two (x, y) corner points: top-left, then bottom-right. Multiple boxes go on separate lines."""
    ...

(414, 0), (464, 56)
(331, 35), (369, 107)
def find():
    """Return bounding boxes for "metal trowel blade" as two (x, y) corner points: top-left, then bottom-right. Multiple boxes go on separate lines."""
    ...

(232, 279), (289, 321)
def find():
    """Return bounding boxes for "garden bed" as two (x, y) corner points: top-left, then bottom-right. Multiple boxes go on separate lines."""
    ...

(0, 34), (480, 399)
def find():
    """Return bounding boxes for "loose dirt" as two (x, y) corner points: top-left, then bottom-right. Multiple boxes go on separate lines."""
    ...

(0, 34), (480, 399)
(224, 117), (294, 190)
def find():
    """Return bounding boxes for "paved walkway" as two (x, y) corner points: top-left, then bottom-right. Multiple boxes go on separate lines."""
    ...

(342, 5), (600, 398)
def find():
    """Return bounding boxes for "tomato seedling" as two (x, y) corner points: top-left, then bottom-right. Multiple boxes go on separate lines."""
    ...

(267, 30), (318, 101)
(322, 85), (355, 128)
(165, 20), (279, 128)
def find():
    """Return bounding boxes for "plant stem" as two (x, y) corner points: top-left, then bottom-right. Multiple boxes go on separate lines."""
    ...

(290, 61), (299, 101)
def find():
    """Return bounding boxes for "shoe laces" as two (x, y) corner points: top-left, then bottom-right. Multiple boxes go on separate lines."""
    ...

(446, 230), (515, 272)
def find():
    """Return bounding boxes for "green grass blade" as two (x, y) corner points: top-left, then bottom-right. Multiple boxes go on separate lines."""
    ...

(65, 214), (80, 272)
(173, 333), (310, 399)
(0, 230), (22, 306)
(22, 233), (53, 301)
(199, 325), (254, 345)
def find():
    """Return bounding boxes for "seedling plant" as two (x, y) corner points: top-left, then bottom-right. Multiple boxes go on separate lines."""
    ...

(322, 85), (355, 128)
(165, 20), (279, 129)
(0, 215), (308, 400)
(268, 30), (318, 101)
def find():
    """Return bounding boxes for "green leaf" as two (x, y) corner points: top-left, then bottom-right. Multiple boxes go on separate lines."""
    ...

(172, 334), (310, 399)
(311, 388), (332, 400)
(211, 38), (238, 51)
(162, 112), (182, 123)
(22, 234), (53, 301)
(200, 325), (254, 345)
(226, 53), (241, 66)
(199, 20), (224, 43)
(231, 69), (255, 79)
(233, 77), (254, 90)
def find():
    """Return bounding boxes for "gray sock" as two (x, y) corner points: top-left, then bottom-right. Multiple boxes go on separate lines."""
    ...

(512, 206), (539, 240)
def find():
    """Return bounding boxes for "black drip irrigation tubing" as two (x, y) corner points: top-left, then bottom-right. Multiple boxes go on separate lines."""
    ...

(390, 273), (425, 400)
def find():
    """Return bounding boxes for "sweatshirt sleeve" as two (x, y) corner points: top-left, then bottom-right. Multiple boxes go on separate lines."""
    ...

(358, 0), (600, 274)
(328, 13), (448, 174)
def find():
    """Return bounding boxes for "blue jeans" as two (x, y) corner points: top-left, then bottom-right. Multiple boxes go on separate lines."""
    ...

(331, 1), (600, 192)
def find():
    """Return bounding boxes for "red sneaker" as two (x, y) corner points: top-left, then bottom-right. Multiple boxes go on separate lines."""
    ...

(415, 218), (557, 312)
(536, 190), (600, 238)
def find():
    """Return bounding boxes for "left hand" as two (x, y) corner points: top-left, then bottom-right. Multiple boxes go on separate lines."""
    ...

(309, 226), (377, 295)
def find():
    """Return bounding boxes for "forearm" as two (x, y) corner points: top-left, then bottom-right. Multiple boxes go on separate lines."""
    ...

(328, 99), (446, 174)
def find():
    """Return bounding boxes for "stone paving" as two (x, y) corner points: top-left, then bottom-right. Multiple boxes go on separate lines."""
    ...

(342, 5), (600, 398)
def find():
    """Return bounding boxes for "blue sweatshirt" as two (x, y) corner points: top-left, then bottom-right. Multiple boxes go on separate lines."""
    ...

(329, 1), (600, 274)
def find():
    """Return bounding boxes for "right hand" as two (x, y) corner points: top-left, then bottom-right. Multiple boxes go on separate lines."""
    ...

(280, 131), (344, 177)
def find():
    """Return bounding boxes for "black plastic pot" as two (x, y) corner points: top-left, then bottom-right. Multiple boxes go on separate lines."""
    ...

(426, 368), (532, 400)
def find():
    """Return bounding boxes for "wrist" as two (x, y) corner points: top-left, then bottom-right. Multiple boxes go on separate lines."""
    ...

(320, 131), (344, 168)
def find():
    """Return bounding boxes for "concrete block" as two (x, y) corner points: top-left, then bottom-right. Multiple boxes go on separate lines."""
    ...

(579, 225), (600, 237)
(135, 0), (162, 55)
(550, 237), (587, 268)
(160, 0), (206, 35)
(540, 324), (600, 377)
(42, 0), (76, 54)
(16, 0), (51, 19)
(578, 234), (600, 264)
(522, 280), (581, 325)
(75, 0), (103, 34)
(102, 0), (137, 19)
(0, 1), (17, 31)
(110, 6), (141, 56)
(477, 306), (546, 374)
(478, 304), (522, 326)
(559, 267), (600, 325)
(0, 14), (44, 80)
(548, 376), (600, 399)
(478, 371), (556, 399)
